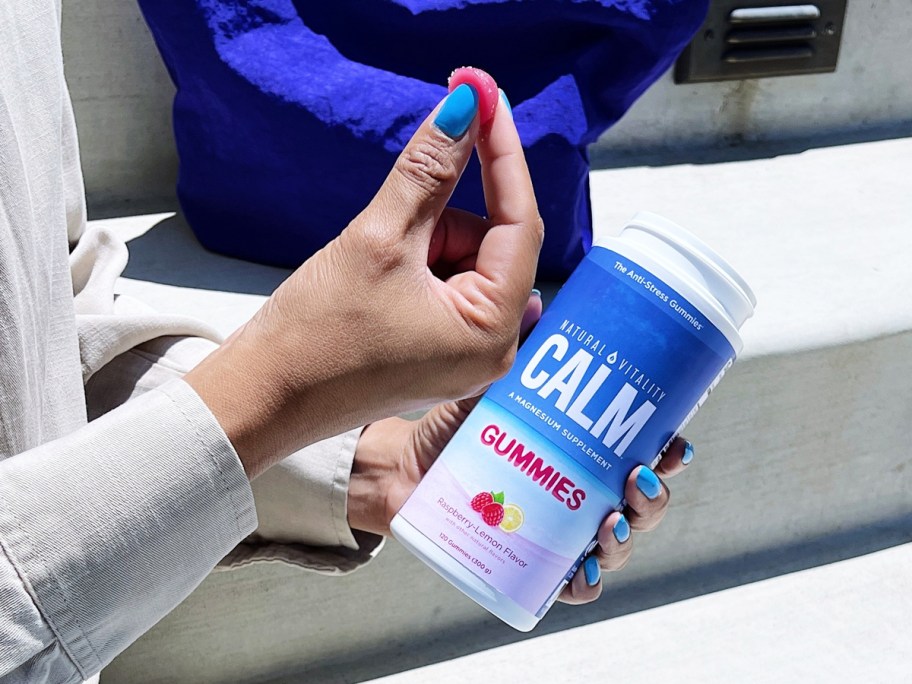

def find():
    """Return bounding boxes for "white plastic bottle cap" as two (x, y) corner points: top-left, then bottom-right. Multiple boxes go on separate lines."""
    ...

(617, 211), (756, 329)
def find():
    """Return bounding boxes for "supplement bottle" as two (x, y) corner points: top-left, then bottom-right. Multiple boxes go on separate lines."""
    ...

(391, 212), (756, 631)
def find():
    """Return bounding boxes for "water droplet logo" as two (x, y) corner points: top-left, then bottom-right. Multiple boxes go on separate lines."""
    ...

(606, 350), (618, 365)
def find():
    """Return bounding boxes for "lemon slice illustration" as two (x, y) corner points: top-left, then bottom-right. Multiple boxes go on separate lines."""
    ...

(499, 503), (524, 533)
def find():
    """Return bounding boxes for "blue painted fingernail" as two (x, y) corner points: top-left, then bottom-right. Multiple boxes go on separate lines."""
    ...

(531, 288), (542, 298)
(499, 88), (512, 115)
(682, 440), (695, 465)
(613, 514), (631, 543)
(636, 467), (662, 500)
(583, 555), (601, 587)
(434, 84), (478, 139)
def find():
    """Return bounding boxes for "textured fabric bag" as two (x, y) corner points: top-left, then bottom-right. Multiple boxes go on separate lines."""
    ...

(139, 0), (707, 279)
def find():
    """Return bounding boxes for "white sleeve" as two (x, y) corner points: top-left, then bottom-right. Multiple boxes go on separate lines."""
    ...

(74, 223), (382, 570)
(85, 335), (385, 575)
(0, 380), (256, 683)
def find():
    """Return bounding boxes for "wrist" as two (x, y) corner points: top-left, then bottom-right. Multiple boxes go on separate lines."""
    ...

(184, 329), (293, 479)
(347, 418), (412, 536)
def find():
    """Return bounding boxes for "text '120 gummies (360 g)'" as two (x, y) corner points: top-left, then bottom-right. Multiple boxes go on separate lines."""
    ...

(392, 212), (756, 631)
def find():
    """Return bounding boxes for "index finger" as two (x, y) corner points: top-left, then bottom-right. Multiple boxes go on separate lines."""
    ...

(474, 93), (543, 293)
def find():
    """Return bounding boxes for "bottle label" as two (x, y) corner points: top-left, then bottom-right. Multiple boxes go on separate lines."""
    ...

(397, 247), (735, 615)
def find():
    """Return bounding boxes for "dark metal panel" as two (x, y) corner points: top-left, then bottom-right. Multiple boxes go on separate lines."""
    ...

(675, 0), (848, 83)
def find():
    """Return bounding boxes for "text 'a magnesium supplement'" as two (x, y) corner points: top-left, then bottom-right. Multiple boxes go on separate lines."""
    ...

(391, 212), (756, 631)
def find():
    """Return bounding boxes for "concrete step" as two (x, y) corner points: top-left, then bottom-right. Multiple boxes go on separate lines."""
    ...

(100, 137), (912, 683)
(367, 542), (912, 684)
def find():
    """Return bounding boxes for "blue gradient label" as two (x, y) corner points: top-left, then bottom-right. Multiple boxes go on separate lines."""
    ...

(398, 246), (736, 614)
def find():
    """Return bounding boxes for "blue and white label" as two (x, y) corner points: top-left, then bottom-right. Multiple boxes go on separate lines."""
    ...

(398, 246), (736, 615)
(486, 247), (734, 497)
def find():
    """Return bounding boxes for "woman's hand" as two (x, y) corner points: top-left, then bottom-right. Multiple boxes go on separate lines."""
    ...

(347, 388), (693, 605)
(347, 293), (693, 605)
(187, 85), (543, 478)
(557, 438), (692, 604)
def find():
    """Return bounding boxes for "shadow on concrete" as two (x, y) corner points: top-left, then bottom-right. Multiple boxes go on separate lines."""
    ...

(272, 514), (912, 683)
(122, 213), (291, 296)
(590, 123), (912, 170)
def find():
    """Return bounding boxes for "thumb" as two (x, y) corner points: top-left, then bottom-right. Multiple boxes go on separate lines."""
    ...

(366, 84), (481, 244)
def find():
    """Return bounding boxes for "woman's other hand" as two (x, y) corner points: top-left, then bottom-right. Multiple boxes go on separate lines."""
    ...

(348, 387), (692, 605)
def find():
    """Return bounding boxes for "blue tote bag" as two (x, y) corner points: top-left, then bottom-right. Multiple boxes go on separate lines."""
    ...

(139, 0), (707, 280)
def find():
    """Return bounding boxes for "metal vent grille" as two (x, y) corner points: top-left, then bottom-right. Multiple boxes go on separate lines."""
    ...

(675, 1), (847, 83)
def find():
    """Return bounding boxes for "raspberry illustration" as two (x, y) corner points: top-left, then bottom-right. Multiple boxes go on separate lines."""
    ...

(482, 502), (505, 527)
(470, 491), (493, 512)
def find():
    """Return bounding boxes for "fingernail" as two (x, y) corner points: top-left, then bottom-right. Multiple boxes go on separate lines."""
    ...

(499, 88), (512, 115)
(531, 288), (542, 298)
(636, 467), (662, 500)
(682, 440), (695, 465)
(583, 555), (601, 587)
(613, 514), (631, 543)
(434, 84), (478, 139)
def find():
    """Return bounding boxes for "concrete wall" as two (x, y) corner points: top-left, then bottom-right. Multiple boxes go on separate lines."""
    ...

(593, 0), (912, 163)
(62, 0), (912, 209)
(62, 1), (177, 213)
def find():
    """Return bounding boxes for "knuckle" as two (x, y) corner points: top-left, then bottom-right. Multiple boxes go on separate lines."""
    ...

(452, 344), (515, 399)
(532, 214), (545, 245)
(651, 485), (670, 513)
(458, 308), (519, 380)
(343, 217), (406, 274)
(638, 506), (668, 532)
(493, 345), (517, 379)
(599, 539), (633, 572)
(473, 334), (516, 384)
(394, 137), (460, 195)
(582, 580), (603, 602)
(612, 552), (633, 572)
(639, 519), (659, 533)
